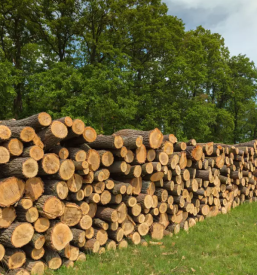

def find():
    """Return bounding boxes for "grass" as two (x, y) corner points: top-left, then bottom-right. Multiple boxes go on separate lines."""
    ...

(52, 202), (257, 275)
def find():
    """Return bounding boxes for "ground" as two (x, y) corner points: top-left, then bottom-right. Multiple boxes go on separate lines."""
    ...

(51, 202), (257, 275)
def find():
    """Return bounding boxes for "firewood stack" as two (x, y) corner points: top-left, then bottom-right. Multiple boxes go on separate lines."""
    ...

(0, 112), (257, 274)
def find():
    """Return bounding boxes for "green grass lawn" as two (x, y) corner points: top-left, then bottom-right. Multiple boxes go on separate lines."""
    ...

(52, 202), (257, 275)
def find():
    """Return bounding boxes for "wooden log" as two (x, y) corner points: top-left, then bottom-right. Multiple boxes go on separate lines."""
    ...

(23, 245), (44, 260)
(114, 128), (163, 149)
(8, 126), (35, 143)
(93, 229), (108, 245)
(67, 147), (87, 162)
(95, 207), (118, 223)
(84, 239), (100, 254)
(45, 221), (73, 251)
(37, 121), (68, 150)
(0, 146), (10, 164)
(0, 222), (34, 248)
(70, 228), (86, 247)
(33, 217), (50, 233)
(44, 180), (69, 200)
(22, 146), (44, 161)
(61, 202), (82, 226)
(0, 157), (38, 179)
(43, 248), (62, 270)
(98, 150), (114, 167)
(105, 240), (117, 251)
(24, 177), (44, 201)
(150, 223), (164, 240)
(122, 135), (143, 149)
(136, 194), (153, 209)
(2, 248), (26, 270)
(51, 159), (75, 181)
(35, 195), (64, 219)
(24, 260), (45, 275)
(127, 232), (141, 245)
(141, 181), (155, 196)
(0, 244), (5, 261)
(107, 228), (124, 242)
(0, 125), (12, 143)
(16, 207), (38, 223)
(0, 207), (16, 229)
(89, 135), (123, 149)
(0, 113), (51, 129)
(29, 233), (45, 250)
(38, 154), (60, 175)
(49, 145), (69, 159)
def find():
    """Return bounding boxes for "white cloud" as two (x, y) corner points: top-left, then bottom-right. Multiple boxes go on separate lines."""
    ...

(164, 0), (257, 64)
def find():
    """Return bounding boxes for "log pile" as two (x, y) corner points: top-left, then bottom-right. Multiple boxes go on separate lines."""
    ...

(0, 113), (257, 274)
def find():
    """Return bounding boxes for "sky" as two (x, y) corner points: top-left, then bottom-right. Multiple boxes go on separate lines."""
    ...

(164, 0), (257, 65)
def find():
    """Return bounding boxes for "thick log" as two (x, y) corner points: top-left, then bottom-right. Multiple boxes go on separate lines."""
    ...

(16, 207), (39, 223)
(0, 157), (38, 179)
(45, 221), (73, 251)
(35, 195), (64, 219)
(44, 180), (69, 200)
(9, 126), (35, 143)
(49, 145), (69, 159)
(0, 222), (34, 248)
(33, 218), (50, 233)
(38, 154), (60, 175)
(0, 125), (12, 143)
(23, 245), (44, 260)
(0, 113), (52, 128)
(0, 146), (10, 164)
(24, 260), (45, 275)
(89, 135), (123, 150)
(98, 150), (114, 167)
(43, 248), (62, 270)
(2, 248), (26, 270)
(0, 207), (16, 229)
(122, 135), (143, 149)
(22, 146), (44, 161)
(37, 121), (68, 150)
(95, 207), (118, 223)
(115, 129), (163, 149)
(29, 233), (45, 250)
(61, 202), (82, 226)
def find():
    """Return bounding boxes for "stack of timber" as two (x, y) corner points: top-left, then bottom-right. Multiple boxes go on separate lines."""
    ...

(0, 113), (257, 274)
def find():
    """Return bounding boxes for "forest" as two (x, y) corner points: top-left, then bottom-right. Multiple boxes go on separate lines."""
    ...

(0, 0), (257, 143)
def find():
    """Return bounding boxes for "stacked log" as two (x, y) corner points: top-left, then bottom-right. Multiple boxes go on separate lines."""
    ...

(0, 112), (257, 274)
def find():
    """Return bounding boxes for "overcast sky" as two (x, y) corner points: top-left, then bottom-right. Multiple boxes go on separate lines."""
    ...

(164, 0), (257, 65)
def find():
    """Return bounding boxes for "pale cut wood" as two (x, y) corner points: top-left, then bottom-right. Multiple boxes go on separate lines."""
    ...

(0, 146), (10, 164)
(84, 239), (100, 253)
(29, 233), (45, 250)
(38, 154), (60, 175)
(34, 218), (50, 233)
(0, 222), (34, 248)
(2, 248), (26, 270)
(45, 222), (73, 251)
(50, 145), (69, 159)
(61, 202), (82, 226)
(44, 180), (69, 200)
(25, 177), (44, 201)
(89, 135), (123, 149)
(0, 244), (5, 261)
(22, 146), (44, 161)
(24, 260), (45, 275)
(0, 125), (12, 142)
(36, 195), (64, 219)
(0, 207), (16, 228)
(44, 248), (62, 270)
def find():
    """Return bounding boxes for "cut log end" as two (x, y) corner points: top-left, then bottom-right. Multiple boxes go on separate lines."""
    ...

(0, 125), (12, 141)
(149, 128), (163, 149)
(0, 146), (10, 164)
(83, 127), (97, 142)
(38, 112), (52, 127)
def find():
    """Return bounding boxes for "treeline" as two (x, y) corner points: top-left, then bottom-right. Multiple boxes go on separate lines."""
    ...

(0, 0), (257, 143)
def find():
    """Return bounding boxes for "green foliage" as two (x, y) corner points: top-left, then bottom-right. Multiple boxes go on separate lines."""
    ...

(0, 0), (257, 143)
